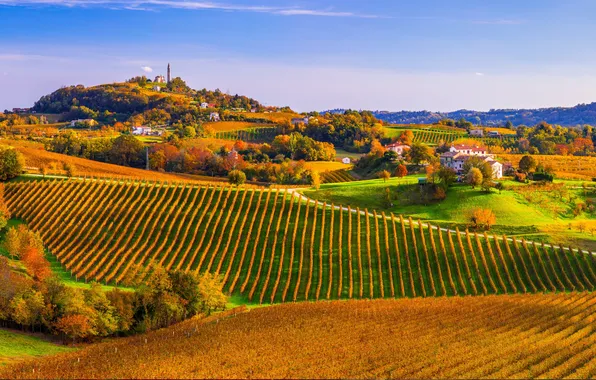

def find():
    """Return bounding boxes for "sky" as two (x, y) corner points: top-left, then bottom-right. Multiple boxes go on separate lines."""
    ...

(2, 0), (596, 112)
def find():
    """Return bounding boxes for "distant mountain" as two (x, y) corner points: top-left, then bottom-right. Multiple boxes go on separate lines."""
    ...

(326, 102), (596, 126)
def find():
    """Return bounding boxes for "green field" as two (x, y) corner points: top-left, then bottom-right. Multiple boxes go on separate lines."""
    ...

(303, 177), (596, 250)
(5, 178), (596, 306)
(0, 329), (75, 366)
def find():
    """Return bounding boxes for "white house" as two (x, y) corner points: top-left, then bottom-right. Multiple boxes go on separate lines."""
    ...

(469, 129), (484, 137)
(209, 112), (220, 122)
(200, 102), (209, 109)
(70, 119), (97, 127)
(449, 144), (488, 156)
(342, 157), (351, 164)
(487, 131), (501, 138)
(291, 117), (309, 125)
(153, 86), (161, 92)
(154, 75), (166, 83)
(440, 149), (503, 179)
(385, 143), (410, 156)
(132, 126), (152, 135)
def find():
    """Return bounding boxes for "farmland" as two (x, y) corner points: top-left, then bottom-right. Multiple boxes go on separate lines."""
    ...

(0, 330), (75, 367)
(5, 292), (596, 378)
(6, 179), (596, 305)
(501, 154), (596, 180)
(214, 126), (278, 142)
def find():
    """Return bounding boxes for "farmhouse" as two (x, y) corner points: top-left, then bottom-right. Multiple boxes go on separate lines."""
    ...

(154, 75), (166, 84)
(210, 112), (220, 122)
(469, 129), (484, 137)
(342, 157), (351, 164)
(132, 126), (152, 135)
(487, 131), (501, 138)
(449, 144), (488, 155)
(70, 119), (98, 127)
(385, 143), (410, 156)
(440, 147), (503, 179)
(152, 86), (161, 92)
(291, 117), (309, 125)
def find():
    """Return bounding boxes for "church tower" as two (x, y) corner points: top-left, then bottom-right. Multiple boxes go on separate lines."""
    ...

(167, 63), (171, 83)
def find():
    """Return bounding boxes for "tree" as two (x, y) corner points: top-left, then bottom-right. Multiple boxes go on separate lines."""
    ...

(437, 166), (457, 189)
(39, 164), (48, 179)
(54, 314), (95, 343)
(196, 272), (227, 315)
(21, 246), (52, 282)
(394, 164), (408, 178)
(481, 179), (493, 193)
(0, 145), (25, 181)
(466, 168), (483, 188)
(63, 162), (75, 178)
(407, 143), (433, 164)
(109, 135), (145, 167)
(519, 155), (537, 173)
(183, 126), (197, 139)
(228, 170), (246, 186)
(310, 171), (321, 190)
(470, 208), (496, 230)
(378, 170), (391, 182)
(380, 187), (393, 209)
(463, 156), (492, 180)
(495, 182), (504, 194)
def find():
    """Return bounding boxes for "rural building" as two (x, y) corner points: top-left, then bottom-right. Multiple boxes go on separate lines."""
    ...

(291, 117), (309, 125)
(487, 131), (501, 138)
(70, 119), (98, 127)
(342, 157), (351, 164)
(132, 126), (152, 135)
(385, 143), (410, 156)
(153, 86), (161, 92)
(200, 102), (209, 109)
(469, 129), (484, 137)
(449, 144), (488, 156)
(440, 146), (503, 179)
(12, 108), (31, 114)
(210, 112), (221, 122)
(154, 75), (166, 84)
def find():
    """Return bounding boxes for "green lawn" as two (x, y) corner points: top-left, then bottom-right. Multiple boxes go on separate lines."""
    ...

(0, 329), (75, 366)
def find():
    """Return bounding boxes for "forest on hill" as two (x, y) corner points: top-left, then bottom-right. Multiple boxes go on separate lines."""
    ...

(355, 102), (596, 126)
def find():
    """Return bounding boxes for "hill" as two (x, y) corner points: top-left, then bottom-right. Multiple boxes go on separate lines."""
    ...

(3, 292), (596, 378)
(6, 179), (596, 304)
(365, 102), (596, 126)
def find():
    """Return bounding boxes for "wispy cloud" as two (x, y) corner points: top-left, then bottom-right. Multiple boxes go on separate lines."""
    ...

(0, 0), (384, 18)
(475, 72), (485, 76)
(141, 66), (153, 73)
(472, 19), (523, 25)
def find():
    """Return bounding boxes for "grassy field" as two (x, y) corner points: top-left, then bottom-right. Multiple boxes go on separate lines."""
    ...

(303, 177), (596, 250)
(0, 329), (75, 367)
(5, 293), (596, 378)
(501, 154), (596, 180)
(6, 179), (596, 307)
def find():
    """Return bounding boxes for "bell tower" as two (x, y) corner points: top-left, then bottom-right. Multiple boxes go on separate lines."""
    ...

(167, 63), (171, 83)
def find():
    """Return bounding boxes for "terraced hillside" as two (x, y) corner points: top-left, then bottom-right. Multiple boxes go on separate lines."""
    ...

(6, 179), (596, 304)
(321, 169), (357, 184)
(4, 292), (596, 379)
(214, 126), (277, 142)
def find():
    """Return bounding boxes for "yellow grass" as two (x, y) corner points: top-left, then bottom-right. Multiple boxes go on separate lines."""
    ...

(483, 127), (517, 135)
(305, 161), (352, 172)
(231, 111), (302, 124)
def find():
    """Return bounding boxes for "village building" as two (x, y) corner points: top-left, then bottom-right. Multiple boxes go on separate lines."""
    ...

(385, 143), (410, 156)
(469, 129), (484, 137)
(291, 117), (309, 125)
(154, 75), (166, 84)
(70, 119), (98, 128)
(440, 144), (503, 179)
(487, 130), (501, 138)
(209, 112), (220, 122)
(153, 86), (161, 92)
(132, 126), (152, 135)
(342, 157), (351, 164)
(200, 102), (209, 109)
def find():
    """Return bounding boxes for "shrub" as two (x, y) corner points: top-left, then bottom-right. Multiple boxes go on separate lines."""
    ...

(0, 146), (25, 181)
(470, 208), (496, 230)
(228, 170), (246, 186)
(466, 168), (483, 188)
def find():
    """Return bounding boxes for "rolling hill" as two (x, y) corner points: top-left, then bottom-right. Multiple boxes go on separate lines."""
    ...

(3, 292), (596, 379)
(5, 179), (596, 304)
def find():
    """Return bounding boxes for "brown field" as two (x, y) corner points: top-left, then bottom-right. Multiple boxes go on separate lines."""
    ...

(203, 121), (275, 132)
(3, 293), (596, 379)
(501, 154), (596, 180)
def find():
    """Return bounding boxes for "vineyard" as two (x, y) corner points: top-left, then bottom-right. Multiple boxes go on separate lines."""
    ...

(501, 154), (596, 180)
(5, 292), (596, 378)
(6, 179), (596, 304)
(214, 127), (278, 142)
(321, 169), (358, 184)
(384, 127), (466, 144)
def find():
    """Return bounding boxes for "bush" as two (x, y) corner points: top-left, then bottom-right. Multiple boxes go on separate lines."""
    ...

(470, 208), (496, 230)
(228, 170), (246, 186)
(531, 172), (554, 182)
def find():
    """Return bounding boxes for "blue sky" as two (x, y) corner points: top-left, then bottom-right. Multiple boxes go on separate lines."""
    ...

(2, 0), (596, 112)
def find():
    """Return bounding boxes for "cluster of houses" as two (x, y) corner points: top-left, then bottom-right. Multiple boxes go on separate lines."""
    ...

(132, 126), (164, 136)
(383, 142), (503, 179)
(469, 129), (501, 138)
(440, 144), (503, 179)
